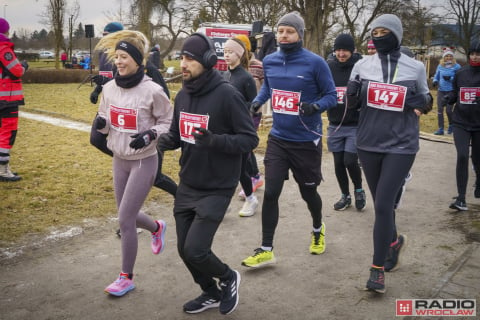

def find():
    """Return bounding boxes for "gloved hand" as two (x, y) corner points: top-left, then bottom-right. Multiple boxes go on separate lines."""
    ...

(474, 96), (480, 106)
(443, 92), (456, 105)
(94, 116), (106, 130)
(443, 75), (451, 81)
(250, 101), (262, 115)
(129, 129), (157, 149)
(432, 81), (438, 89)
(192, 127), (217, 147)
(92, 75), (111, 86)
(346, 75), (362, 108)
(157, 133), (178, 152)
(21, 60), (29, 72)
(297, 102), (319, 116)
(90, 85), (103, 104)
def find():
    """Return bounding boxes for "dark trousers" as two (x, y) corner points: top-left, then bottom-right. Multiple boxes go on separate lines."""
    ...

(452, 127), (480, 199)
(174, 183), (233, 293)
(357, 150), (415, 267)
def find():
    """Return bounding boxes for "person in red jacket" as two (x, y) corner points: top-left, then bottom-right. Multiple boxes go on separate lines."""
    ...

(0, 18), (28, 182)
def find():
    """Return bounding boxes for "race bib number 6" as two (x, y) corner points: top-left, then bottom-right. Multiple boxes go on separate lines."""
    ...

(179, 112), (210, 144)
(271, 89), (301, 115)
(109, 105), (138, 133)
(459, 87), (480, 104)
(367, 82), (407, 112)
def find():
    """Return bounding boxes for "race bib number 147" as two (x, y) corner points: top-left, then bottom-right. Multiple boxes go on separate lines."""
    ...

(367, 82), (407, 112)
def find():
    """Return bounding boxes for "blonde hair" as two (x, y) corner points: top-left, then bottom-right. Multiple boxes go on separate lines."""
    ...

(440, 55), (456, 67)
(95, 30), (150, 64)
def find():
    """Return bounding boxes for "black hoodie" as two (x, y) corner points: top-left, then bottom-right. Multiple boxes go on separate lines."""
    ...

(158, 68), (259, 194)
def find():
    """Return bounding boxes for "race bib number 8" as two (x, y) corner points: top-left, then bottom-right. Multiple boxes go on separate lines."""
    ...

(459, 87), (480, 104)
(110, 105), (138, 133)
(367, 82), (406, 112)
(179, 112), (210, 144)
(271, 89), (301, 115)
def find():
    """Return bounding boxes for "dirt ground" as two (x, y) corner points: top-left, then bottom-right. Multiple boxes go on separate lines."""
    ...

(1, 135), (479, 320)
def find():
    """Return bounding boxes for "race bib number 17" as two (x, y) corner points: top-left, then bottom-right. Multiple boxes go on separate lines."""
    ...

(367, 82), (407, 112)
(179, 112), (210, 144)
(271, 89), (301, 115)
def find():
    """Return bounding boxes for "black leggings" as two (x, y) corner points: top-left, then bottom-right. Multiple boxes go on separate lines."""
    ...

(357, 150), (415, 267)
(261, 177), (322, 248)
(452, 127), (480, 200)
(332, 151), (363, 195)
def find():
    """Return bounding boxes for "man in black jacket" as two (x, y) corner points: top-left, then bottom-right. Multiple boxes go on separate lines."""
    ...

(157, 33), (258, 315)
(326, 33), (366, 212)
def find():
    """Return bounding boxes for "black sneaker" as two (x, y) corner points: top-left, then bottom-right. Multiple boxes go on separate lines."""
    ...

(384, 234), (407, 272)
(449, 197), (468, 211)
(333, 194), (351, 211)
(219, 270), (241, 315)
(354, 189), (366, 211)
(183, 292), (220, 314)
(365, 267), (386, 293)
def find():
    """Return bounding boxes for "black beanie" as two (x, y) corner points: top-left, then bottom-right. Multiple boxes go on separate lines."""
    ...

(181, 34), (211, 68)
(468, 40), (480, 55)
(334, 34), (355, 53)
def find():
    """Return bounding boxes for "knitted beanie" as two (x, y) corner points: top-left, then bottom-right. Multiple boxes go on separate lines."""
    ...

(0, 18), (10, 34)
(468, 40), (480, 55)
(277, 11), (305, 39)
(442, 50), (454, 58)
(334, 34), (355, 53)
(235, 34), (251, 52)
(370, 14), (403, 44)
(181, 34), (213, 68)
(103, 22), (124, 35)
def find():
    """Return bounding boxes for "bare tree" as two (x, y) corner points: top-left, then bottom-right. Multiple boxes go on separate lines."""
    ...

(42, 0), (66, 69)
(446, 0), (480, 54)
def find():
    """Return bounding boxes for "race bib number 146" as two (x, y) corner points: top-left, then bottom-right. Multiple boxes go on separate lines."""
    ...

(271, 89), (301, 115)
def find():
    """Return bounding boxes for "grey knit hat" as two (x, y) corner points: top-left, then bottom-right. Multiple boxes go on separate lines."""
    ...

(277, 11), (305, 39)
(370, 14), (403, 44)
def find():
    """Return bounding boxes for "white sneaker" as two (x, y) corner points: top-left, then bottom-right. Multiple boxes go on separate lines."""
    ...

(239, 195), (258, 217)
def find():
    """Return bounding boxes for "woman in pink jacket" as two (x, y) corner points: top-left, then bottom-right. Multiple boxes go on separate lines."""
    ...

(93, 30), (173, 297)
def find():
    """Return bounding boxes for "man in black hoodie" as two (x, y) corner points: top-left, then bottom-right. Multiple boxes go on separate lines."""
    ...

(157, 33), (258, 315)
(326, 33), (366, 212)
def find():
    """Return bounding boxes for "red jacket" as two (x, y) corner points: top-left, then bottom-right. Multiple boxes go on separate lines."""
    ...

(0, 40), (25, 107)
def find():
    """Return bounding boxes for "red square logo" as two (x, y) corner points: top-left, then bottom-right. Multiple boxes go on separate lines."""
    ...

(397, 300), (413, 316)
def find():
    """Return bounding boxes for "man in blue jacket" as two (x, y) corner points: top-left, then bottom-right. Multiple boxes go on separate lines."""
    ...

(242, 11), (337, 267)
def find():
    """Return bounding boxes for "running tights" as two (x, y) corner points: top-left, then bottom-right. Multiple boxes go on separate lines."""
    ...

(333, 151), (363, 195)
(452, 127), (480, 200)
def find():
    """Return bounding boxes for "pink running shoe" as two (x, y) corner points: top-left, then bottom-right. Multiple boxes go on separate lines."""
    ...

(251, 176), (264, 192)
(104, 273), (135, 297)
(151, 220), (167, 255)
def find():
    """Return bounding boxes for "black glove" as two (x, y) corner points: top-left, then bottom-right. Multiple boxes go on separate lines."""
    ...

(90, 85), (103, 104)
(92, 75), (111, 86)
(94, 116), (106, 130)
(474, 96), (480, 106)
(346, 75), (362, 108)
(443, 75), (451, 81)
(432, 81), (438, 88)
(157, 133), (178, 151)
(443, 92), (456, 105)
(250, 101), (262, 115)
(192, 127), (217, 147)
(297, 102), (319, 116)
(21, 60), (29, 72)
(129, 129), (157, 149)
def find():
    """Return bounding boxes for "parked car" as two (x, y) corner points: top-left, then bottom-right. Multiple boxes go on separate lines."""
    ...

(74, 51), (90, 59)
(39, 51), (54, 59)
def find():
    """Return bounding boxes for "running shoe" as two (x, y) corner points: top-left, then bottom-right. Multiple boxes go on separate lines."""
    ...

(183, 292), (220, 314)
(241, 248), (276, 268)
(447, 126), (453, 134)
(219, 270), (241, 315)
(405, 171), (413, 184)
(151, 220), (167, 254)
(449, 198), (468, 211)
(238, 189), (246, 200)
(104, 273), (135, 297)
(251, 175), (264, 192)
(309, 222), (326, 254)
(394, 185), (406, 209)
(384, 234), (407, 272)
(354, 189), (367, 211)
(434, 128), (444, 135)
(365, 267), (386, 293)
(239, 195), (258, 217)
(333, 194), (351, 211)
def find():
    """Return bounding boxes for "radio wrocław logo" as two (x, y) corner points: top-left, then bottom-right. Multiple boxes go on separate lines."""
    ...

(396, 299), (476, 317)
